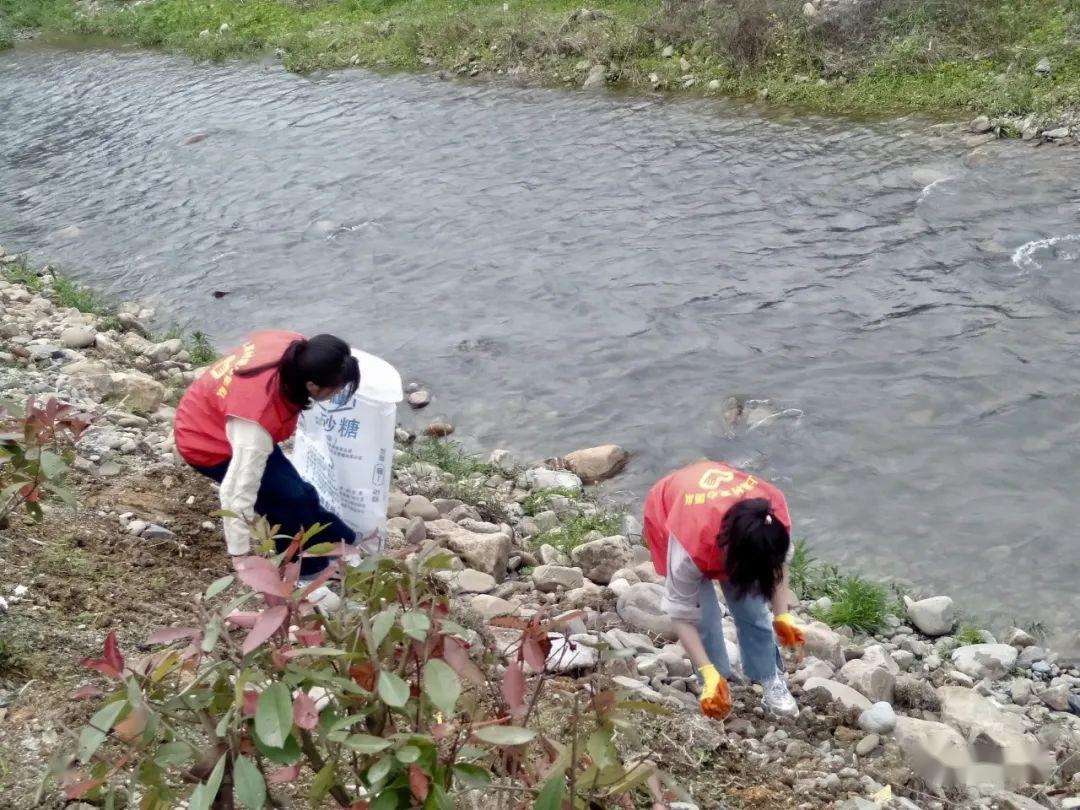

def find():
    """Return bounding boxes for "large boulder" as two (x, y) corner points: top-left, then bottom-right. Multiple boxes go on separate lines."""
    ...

(936, 686), (1051, 786)
(951, 644), (1018, 680)
(425, 519), (511, 582)
(109, 370), (165, 414)
(563, 445), (629, 484)
(60, 325), (96, 349)
(905, 595), (956, 637)
(894, 716), (971, 790)
(616, 582), (675, 639)
(570, 535), (634, 584)
(801, 677), (872, 712)
(802, 622), (846, 668)
(468, 594), (518, 621)
(531, 565), (584, 593)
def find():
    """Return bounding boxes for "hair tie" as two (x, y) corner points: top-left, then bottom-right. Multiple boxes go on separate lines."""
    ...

(764, 514), (773, 525)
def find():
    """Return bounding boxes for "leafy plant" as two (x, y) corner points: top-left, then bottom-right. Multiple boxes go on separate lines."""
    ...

(0, 397), (88, 527)
(51, 524), (669, 808)
(51, 274), (107, 313)
(186, 330), (219, 366)
(398, 438), (495, 480)
(1, 258), (43, 291)
(521, 488), (582, 516)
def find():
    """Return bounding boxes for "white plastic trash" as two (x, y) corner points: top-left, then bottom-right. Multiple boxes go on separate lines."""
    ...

(292, 349), (403, 555)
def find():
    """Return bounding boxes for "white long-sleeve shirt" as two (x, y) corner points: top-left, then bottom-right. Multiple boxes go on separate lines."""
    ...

(220, 416), (274, 555)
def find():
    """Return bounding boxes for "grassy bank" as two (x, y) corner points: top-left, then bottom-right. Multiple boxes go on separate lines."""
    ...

(3, 0), (1080, 124)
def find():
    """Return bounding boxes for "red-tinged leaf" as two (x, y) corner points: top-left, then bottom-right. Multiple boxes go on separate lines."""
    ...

(442, 636), (486, 687)
(298, 565), (338, 601)
(70, 685), (104, 701)
(146, 627), (200, 645)
(268, 763), (300, 784)
(242, 605), (289, 655)
(242, 690), (259, 717)
(282, 561), (300, 588)
(349, 662), (377, 692)
(233, 557), (291, 598)
(292, 691), (318, 731)
(114, 706), (148, 742)
(348, 803), (370, 810)
(226, 611), (261, 629)
(490, 616), (529, 631)
(64, 777), (105, 800)
(408, 764), (429, 802)
(501, 662), (526, 717)
(294, 626), (322, 646)
(522, 637), (547, 672)
(79, 629), (125, 679)
(432, 723), (451, 741)
(21, 483), (40, 502)
(593, 690), (617, 717)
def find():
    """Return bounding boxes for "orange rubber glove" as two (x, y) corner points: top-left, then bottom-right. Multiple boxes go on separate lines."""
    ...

(698, 663), (731, 720)
(772, 613), (805, 653)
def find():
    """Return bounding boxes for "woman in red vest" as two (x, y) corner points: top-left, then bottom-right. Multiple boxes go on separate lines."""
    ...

(173, 331), (360, 603)
(643, 460), (805, 720)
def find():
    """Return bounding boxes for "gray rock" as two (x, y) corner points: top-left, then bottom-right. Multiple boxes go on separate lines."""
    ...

(127, 519), (148, 536)
(893, 674), (941, 712)
(582, 64), (606, 91)
(969, 115), (993, 134)
(530, 565), (584, 593)
(404, 517), (426, 546)
(858, 701), (897, 734)
(951, 643), (1018, 680)
(387, 491), (408, 518)
(891, 649), (916, 671)
(445, 568), (496, 595)
(855, 733), (880, 756)
(893, 716), (970, 790)
(407, 389), (431, 409)
(142, 524), (175, 540)
(840, 656), (895, 703)
(425, 519), (512, 582)
(468, 594), (518, 621)
(403, 495), (440, 521)
(905, 595), (955, 637)
(802, 677), (872, 712)
(1045, 126), (1071, 139)
(792, 656), (836, 684)
(1017, 645), (1046, 669)
(563, 444), (628, 483)
(1010, 678), (1034, 706)
(533, 510), (560, 533)
(616, 582), (675, 639)
(525, 467), (582, 493)
(1005, 627), (1037, 649)
(60, 325), (96, 349)
(538, 543), (570, 567)
(1043, 684), (1073, 712)
(802, 621), (846, 668)
(1035, 56), (1052, 76)
(570, 535), (634, 584)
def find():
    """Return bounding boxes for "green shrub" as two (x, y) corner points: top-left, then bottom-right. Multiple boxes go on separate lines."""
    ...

(814, 576), (893, 634)
(533, 512), (623, 554)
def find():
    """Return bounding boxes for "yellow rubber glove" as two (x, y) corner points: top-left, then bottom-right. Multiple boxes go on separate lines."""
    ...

(772, 613), (805, 653)
(698, 663), (731, 720)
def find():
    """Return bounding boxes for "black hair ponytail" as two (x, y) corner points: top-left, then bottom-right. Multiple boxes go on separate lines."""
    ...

(719, 497), (790, 601)
(237, 334), (360, 410)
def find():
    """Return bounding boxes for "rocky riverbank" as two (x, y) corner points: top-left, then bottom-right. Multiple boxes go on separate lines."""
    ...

(1, 249), (1079, 808)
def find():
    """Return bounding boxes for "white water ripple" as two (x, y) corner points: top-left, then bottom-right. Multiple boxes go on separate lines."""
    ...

(1012, 233), (1080, 270)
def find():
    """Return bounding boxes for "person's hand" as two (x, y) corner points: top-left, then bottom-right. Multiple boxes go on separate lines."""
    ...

(698, 663), (731, 720)
(772, 613), (805, 653)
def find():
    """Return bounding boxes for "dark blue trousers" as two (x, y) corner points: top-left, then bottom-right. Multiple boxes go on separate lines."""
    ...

(192, 446), (355, 577)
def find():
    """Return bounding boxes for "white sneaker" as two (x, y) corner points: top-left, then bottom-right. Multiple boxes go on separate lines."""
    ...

(762, 671), (798, 717)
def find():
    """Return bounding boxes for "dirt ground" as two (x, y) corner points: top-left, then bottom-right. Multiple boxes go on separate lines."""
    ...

(0, 466), (224, 808)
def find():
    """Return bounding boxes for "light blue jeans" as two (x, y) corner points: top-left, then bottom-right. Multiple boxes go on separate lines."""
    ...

(699, 579), (782, 684)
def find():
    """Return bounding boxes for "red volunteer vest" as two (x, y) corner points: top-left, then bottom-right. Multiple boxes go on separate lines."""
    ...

(173, 330), (303, 467)
(642, 460), (791, 580)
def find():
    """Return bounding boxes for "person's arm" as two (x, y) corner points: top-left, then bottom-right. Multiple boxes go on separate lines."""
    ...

(661, 536), (710, 668)
(771, 563), (791, 618)
(219, 417), (274, 557)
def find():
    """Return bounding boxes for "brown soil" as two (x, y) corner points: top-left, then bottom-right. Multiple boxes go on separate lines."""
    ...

(0, 466), (225, 808)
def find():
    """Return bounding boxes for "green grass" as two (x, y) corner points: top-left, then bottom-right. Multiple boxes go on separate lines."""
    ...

(955, 625), (988, 645)
(522, 487), (582, 516)
(4, 0), (1080, 125)
(52, 274), (108, 313)
(0, 20), (14, 50)
(398, 438), (495, 479)
(1, 258), (43, 291)
(533, 512), (622, 554)
(812, 576), (893, 634)
(185, 330), (218, 365)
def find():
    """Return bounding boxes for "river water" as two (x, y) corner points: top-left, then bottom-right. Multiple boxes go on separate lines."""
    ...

(3, 42), (1080, 630)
